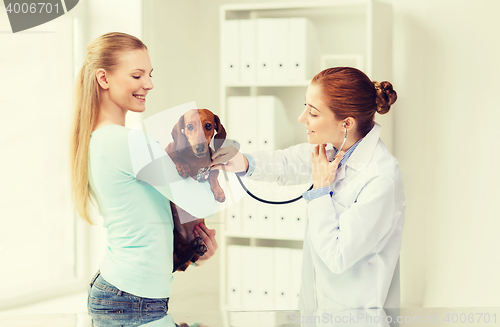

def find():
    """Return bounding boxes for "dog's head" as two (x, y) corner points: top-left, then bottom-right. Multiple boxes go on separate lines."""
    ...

(171, 109), (226, 158)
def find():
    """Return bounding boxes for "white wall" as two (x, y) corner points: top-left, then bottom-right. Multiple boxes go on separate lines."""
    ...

(143, 0), (500, 309)
(86, 0), (143, 129)
(393, 0), (500, 307)
(0, 11), (77, 309)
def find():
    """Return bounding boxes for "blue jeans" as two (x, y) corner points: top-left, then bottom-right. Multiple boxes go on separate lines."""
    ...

(87, 270), (176, 327)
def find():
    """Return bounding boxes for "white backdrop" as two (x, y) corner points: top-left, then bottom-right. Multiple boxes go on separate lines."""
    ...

(1, 0), (500, 312)
(0, 14), (76, 306)
(393, 0), (500, 307)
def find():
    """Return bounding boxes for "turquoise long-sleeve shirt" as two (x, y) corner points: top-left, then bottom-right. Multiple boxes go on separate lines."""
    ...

(88, 124), (216, 298)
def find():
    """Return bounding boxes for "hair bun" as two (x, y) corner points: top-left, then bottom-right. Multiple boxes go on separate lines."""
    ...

(373, 81), (397, 114)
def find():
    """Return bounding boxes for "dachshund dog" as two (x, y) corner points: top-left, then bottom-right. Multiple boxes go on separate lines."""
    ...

(165, 109), (226, 272)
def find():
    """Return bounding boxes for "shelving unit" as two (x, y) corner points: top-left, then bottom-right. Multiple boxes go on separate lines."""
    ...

(218, 0), (393, 315)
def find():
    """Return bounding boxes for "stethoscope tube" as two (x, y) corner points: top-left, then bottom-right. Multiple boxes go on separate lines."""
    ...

(237, 125), (347, 205)
(235, 174), (313, 205)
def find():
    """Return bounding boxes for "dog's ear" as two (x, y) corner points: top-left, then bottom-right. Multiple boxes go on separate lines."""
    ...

(171, 114), (188, 152)
(213, 114), (226, 151)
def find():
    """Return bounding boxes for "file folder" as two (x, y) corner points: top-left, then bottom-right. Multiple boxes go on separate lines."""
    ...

(272, 183), (293, 238)
(226, 96), (244, 149)
(227, 96), (258, 153)
(222, 19), (240, 83)
(271, 18), (289, 81)
(223, 170), (248, 235)
(241, 245), (258, 308)
(229, 96), (293, 154)
(256, 96), (293, 151)
(256, 18), (289, 81)
(288, 18), (320, 81)
(256, 17), (320, 82)
(273, 247), (291, 309)
(226, 245), (243, 308)
(225, 200), (242, 234)
(239, 19), (257, 83)
(289, 248), (303, 308)
(239, 96), (258, 153)
(253, 181), (275, 236)
(289, 201), (306, 239)
(255, 246), (274, 309)
(289, 184), (309, 239)
(256, 18), (273, 81)
(241, 194), (258, 235)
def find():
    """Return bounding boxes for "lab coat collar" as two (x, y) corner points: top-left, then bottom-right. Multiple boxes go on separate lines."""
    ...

(344, 122), (381, 172)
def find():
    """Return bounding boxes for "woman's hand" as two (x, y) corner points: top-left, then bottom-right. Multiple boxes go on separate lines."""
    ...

(311, 144), (345, 189)
(192, 222), (218, 266)
(210, 146), (248, 173)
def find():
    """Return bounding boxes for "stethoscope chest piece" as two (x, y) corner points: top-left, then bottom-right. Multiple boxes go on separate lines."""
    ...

(236, 124), (348, 204)
(196, 167), (211, 182)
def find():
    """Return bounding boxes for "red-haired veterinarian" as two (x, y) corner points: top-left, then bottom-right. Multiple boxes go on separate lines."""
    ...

(211, 67), (406, 311)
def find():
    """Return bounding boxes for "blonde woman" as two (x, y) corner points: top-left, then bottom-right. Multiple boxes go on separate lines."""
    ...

(69, 32), (218, 317)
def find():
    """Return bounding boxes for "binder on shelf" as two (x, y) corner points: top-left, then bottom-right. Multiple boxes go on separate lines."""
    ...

(256, 18), (289, 82)
(258, 202), (275, 236)
(288, 18), (321, 81)
(271, 18), (289, 81)
(241, 194), (258, 235)
(238, 179), (275, 237)
(289, 248), (303, 308)
(289, 184), (309, 239)
(240, 96), (258, 153)
(255, 247), (275, 308)
(222, 19), (240, 83)
(256, 96), (293, 151)
(289, 200), (307, 239)
(224, 171), (247, 235)
(227, 96), (293, 154)
(272, 183), (294, 238)
(273, 247), (292, 309)
(227, 96), (295, 239)
(227, 96), (258, 153)
(226, 96), (243, 149)
(253, 181), (275, 236)
(256, 18), (273, 81)
(226, 245), (243, 308)
(241, 245), (258, 308)
(227, 245), (302, 311)
(239, 19), (257, 83)
(225, 200), (242, 234)
(255, 17), (320, 83)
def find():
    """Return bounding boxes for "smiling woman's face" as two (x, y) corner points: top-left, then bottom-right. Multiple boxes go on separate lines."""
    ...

(298, 83), (345, 147)
(106, 48), (154, 113)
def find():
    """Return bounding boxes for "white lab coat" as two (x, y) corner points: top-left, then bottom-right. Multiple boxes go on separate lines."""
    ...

(244, 122), (406, 311)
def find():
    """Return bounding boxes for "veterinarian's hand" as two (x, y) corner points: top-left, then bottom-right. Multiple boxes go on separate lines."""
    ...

(311, 144), (345, 189)
(210, 146), (248, 173)
(193, 222), (217, 266)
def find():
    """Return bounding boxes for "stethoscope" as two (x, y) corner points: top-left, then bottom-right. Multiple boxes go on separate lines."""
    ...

(199, 123), (348, 205)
